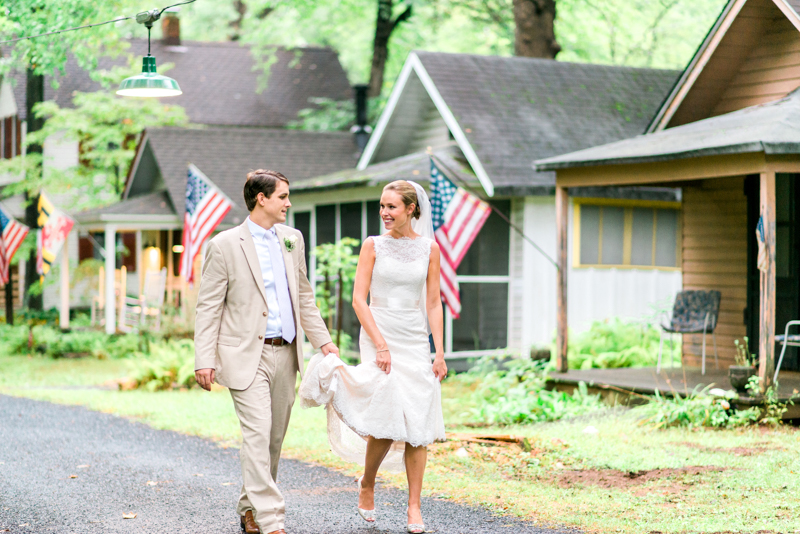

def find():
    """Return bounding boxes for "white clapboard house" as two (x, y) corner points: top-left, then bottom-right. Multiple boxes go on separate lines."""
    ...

(285, 51), (685, 356)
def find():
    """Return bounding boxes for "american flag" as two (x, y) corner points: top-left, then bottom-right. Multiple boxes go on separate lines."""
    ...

(179, 164), (232, 285)
(0, 205), (29, 286)
(430, 159), (491, 318)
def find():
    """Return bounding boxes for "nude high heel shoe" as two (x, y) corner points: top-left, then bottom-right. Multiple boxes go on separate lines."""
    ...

(356, 476), (377, 522)
(406, 507), (424, 533)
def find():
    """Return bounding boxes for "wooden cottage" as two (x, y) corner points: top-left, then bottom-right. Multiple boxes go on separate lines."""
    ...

(536, 0), (800, 396)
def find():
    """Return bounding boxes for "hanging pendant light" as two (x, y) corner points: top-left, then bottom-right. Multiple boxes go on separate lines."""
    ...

(117, 9), (182, 98)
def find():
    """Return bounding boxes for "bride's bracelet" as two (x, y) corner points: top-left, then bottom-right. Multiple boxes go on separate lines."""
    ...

(376, 349), (389, 353)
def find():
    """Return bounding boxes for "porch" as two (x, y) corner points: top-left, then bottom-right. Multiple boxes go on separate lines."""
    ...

(536, 90), (800, 393)
(547, 367), (800, 418)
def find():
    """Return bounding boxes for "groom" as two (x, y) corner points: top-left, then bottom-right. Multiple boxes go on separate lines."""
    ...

(194, 169), (338, 534)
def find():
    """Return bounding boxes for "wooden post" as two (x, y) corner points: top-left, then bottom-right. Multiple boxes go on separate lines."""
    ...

(758, 171), (776, 390)
(555, 186), (569, 372)
(104, 224), (116, 334)
(59, 232), (70, 329)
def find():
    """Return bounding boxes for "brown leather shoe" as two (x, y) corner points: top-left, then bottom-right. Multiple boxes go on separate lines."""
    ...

(240, 510), (260, 534)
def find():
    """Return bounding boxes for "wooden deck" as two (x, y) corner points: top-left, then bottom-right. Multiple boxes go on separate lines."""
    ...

(546, 367), (800, 418)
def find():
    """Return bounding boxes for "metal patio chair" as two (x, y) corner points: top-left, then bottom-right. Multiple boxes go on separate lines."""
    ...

(657, 290), (722, 375)
(774, 320), (800, 384)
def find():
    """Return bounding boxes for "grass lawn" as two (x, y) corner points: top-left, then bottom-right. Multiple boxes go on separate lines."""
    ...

(2, 353), (799, 533)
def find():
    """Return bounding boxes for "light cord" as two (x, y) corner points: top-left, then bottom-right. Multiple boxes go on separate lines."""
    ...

(0, 0), (197, 46)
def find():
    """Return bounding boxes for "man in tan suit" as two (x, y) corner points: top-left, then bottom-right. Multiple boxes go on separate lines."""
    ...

(195, 169), (337, 534)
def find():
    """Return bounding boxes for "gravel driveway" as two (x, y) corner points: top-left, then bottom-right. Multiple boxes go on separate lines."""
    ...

(0, 394), (574, 534)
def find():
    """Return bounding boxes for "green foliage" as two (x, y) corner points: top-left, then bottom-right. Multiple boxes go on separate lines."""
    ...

(637, 386), (761, 429)
(463, 352), (605, 424)
(745, 375), (794, 426)
(0, 0), (138, 79)
(555, 0), (727, 68)
(313, 238), (360, 344)
(288, 96), (386, 132)
(0, 88), (189, 209)
(126, 338), (197, 391)
(567, 318), (678, 369)
(0, 322), (146, 359)
(734, 337), (756, 367)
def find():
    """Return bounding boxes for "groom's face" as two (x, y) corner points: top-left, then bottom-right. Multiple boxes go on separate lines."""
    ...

(256, 180), (291, 225)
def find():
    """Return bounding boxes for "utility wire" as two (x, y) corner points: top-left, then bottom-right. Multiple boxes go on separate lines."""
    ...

(0, 0), (197, 46)
(429, 153), (561, 271)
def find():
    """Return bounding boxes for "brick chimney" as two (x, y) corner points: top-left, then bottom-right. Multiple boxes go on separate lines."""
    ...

(162, 10), (180, 46)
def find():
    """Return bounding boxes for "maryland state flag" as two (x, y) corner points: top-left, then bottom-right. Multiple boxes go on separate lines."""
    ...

(36, 193), (74, 276)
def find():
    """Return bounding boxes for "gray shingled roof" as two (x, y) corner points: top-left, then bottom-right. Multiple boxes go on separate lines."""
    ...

(74, 191), (176, 223)
(292, 145), (480, 193)
(135, 127), (358, 225)
(536, 89), (800, 170)
(8, 40), (351, 127)
(413, 52), (680, 191)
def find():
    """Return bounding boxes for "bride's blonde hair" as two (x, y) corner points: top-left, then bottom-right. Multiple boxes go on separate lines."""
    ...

(383, 180), (421, 219)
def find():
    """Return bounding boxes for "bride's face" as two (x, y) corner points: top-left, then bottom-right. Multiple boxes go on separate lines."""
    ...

(380, 190), (414, 231)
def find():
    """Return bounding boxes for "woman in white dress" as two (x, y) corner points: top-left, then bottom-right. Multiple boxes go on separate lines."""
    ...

(299, 180), (447, 533)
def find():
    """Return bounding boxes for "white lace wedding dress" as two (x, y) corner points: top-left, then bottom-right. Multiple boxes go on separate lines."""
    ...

(299, 234), (446, 472)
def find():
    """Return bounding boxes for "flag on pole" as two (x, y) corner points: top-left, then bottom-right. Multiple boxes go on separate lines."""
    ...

(36, 193), (74, 276)
(0, 205), (29, 285)
(429, 159), (492, 318)
(179, 163), (232, 285)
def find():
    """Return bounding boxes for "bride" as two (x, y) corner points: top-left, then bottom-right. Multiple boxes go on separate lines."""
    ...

(299, 180), (447, 533)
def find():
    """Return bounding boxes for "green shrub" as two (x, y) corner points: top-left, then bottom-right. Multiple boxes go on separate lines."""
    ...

(637, 386), (760, 429)
(126, 338), (196, 391)
(567, 318), (679, 369)
(0, 324), (31, 355)
(463, 353), (606, 425)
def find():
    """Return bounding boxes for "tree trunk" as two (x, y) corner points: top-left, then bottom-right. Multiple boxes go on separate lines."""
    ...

(229, 0), (247, 41)
(513, 0), (560, 59)
(25, 68), (44, 311)
(368, 0), (412, 97)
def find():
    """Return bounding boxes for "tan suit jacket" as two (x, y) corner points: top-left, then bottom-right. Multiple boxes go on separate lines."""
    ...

(194, 221), (331, 390)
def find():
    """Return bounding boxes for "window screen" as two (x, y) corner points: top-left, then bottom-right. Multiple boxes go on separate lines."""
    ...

(578, 203), (679, 268)
(315, 204), (336, 246)
(630, 208), (654, 266)
(580, 205), (600, 264)
(366, 200), (382, 237)
(600, 206), (624, 265)
(340, 202), (363, 252)
(654, 209), (678, 267)
(457, 200), (510, 276)
(451, 282), (508, 351)
(293, 211), (311, 270)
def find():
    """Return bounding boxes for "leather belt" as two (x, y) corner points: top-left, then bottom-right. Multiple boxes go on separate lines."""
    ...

(370, 296), (420, 309)
(264, 337), (289, 346)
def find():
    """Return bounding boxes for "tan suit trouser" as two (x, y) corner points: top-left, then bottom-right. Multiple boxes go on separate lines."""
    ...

(229, 341), (298, 533)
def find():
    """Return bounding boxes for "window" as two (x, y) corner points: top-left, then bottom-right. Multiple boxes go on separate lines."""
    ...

(448, 200), (510, 352)
(575, 200), (680, 269)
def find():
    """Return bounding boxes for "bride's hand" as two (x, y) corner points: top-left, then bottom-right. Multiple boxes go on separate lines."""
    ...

(432, 357), (447, 382)
(376, 348), (391, 374)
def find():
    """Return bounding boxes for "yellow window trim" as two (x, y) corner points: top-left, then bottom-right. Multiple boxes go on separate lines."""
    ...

(572, 197), (681, 210)
(573, 202), (682, 270)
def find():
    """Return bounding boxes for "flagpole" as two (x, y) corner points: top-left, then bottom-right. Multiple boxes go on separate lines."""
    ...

(429, 153), (560, 270)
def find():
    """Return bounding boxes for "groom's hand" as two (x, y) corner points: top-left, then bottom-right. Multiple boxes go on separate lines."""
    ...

(320, 342), (339, 357)
(195, 368), (215, 391)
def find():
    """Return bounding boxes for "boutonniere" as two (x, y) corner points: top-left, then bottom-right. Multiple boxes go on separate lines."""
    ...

(284, 235), (298, 252)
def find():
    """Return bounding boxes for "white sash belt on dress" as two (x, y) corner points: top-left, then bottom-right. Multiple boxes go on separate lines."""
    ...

(370, 296), (420, 309)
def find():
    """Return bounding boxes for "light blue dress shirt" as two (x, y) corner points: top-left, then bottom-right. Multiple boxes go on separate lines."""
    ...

(246, 217), (288, 338)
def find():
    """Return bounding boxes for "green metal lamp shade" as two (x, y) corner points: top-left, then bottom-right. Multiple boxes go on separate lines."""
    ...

(117, 56), (182, 97)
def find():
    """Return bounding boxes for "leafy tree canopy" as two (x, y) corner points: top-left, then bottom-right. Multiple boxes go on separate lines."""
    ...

(0, 0), (142, 80)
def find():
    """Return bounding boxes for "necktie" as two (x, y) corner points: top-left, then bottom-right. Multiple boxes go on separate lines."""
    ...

(266, 229), (296, 343)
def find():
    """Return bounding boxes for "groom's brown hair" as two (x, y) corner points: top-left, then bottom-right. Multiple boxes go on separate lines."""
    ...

(244, 169), (290, 211)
